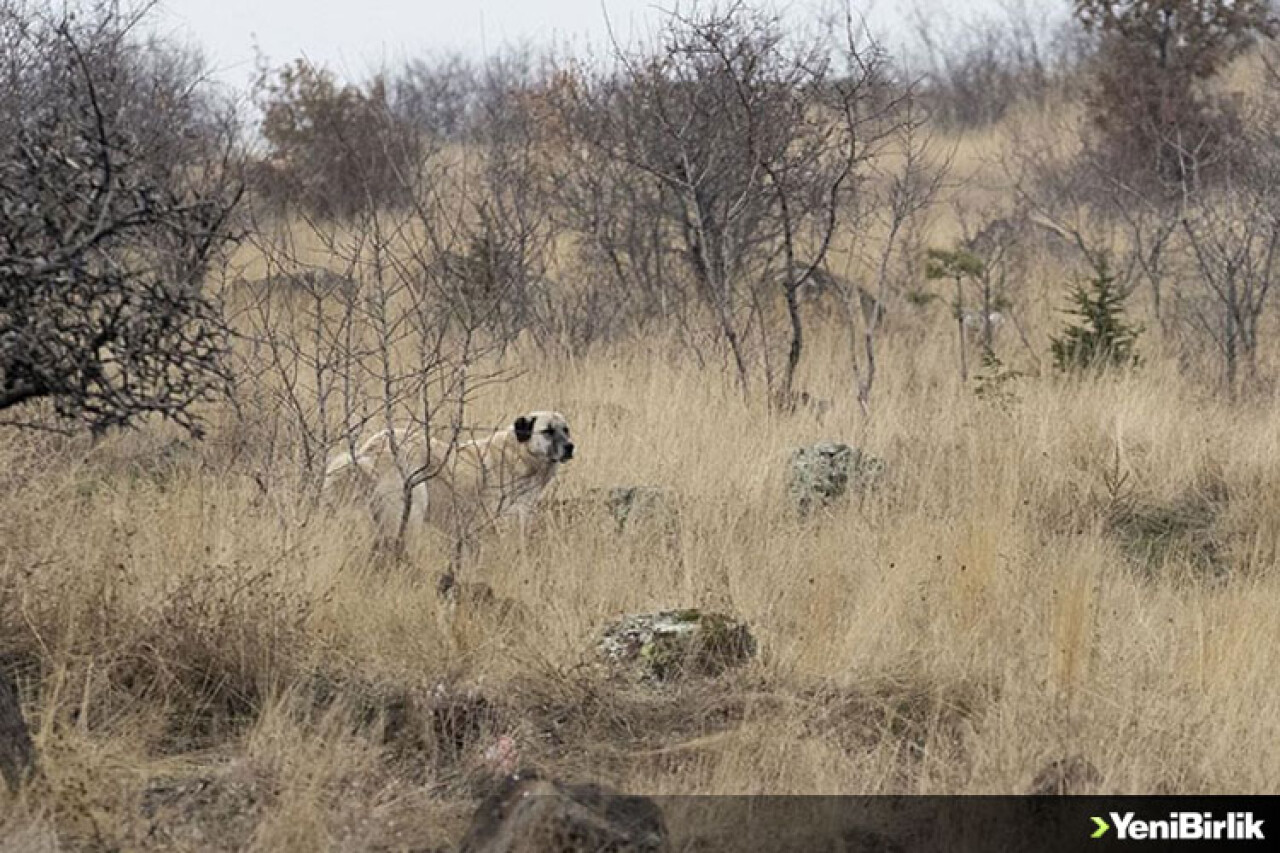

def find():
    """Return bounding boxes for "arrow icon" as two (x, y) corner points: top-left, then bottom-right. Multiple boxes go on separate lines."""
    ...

(1091, 816), (1110, 839)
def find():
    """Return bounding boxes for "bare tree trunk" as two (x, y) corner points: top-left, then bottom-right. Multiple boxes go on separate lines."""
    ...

(981, 279), (995, 356)
(783, 275), (804, 405)
(1225, 277), (1238, 396)
(0, 669), (36, 792)
(724, 313), (752, 397)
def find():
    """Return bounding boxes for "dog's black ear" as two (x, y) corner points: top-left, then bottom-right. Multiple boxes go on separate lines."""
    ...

(513, 415), (535, 443)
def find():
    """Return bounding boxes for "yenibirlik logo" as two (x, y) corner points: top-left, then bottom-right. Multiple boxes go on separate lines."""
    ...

(1091, 812), (1265, 842)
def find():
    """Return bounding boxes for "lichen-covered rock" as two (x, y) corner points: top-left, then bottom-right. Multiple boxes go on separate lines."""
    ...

(140, 760), (263, 851)
(787, 441), (885, 516)
(459, 771), (668, 853)
(597, 610), (757, 684)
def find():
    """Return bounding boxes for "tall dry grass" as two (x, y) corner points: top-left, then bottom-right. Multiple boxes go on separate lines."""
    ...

(3, 277), (1280, 848)
(7, 69), (1280, 843)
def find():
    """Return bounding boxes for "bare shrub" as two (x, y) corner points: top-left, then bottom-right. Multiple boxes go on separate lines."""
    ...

(550, 3), (910, 404)
(909, 0), (1082, 129)
(0, 0), (243, 436)
(1178, 175), (1280, 393)
(840, 98), (948, 411)
(1076, 0), (1277, 187)
(235, 134), (519, 555)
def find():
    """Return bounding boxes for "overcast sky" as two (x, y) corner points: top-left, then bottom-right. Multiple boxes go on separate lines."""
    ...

(152, 0), (1037, 92)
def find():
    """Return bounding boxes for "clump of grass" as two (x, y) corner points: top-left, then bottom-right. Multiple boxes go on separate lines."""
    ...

(1106, 484), (1230, 581)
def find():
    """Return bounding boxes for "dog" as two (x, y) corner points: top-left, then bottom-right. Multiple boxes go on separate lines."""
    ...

(322, 424), (433, 536)
(323, 411), (575, 539)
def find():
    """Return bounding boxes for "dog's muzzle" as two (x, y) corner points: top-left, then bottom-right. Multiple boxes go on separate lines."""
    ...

(561, 442), (575, 461)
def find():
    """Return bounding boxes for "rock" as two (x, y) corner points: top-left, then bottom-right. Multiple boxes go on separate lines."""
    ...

(787, 441), (885, 516)
(308, 672), (415, 742)
(459, 771), (668, 853)
(305, 669), (504, 769)
(597, 610), (757, 684)
(0, 669), (35, 792)
(1027, 755), (1104, 795)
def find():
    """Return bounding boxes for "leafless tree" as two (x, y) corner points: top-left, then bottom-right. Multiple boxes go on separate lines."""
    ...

(546, 62), (696, 352)
(0, 0), (243, 436)
(1006, 47), (1280, 397)
(1176, 130), (1280, 393)
(908, 0), (1081, 129)
(392, 53), (480, 141)
(552, 2), (903, 404)
(234, 121), (519, 557)
(461, 49), (559, 351)
(1005, 108), (1178, 329)
(836, 95), (947, 412)
(1179, 193), (1280, 392)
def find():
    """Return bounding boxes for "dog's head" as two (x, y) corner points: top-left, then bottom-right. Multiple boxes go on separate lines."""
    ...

(512, 411), (574, 463)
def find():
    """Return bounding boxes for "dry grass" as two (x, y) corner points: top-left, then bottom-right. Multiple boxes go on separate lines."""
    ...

(4, 292), (1280, 849)
(7, 82), (1280, 847)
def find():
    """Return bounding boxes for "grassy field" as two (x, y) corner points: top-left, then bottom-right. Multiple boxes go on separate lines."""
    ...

(6, 62), (1280, 849)
(4, 286), (1280, 848)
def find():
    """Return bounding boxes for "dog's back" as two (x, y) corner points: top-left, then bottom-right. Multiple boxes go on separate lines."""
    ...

(323, 426), (434, 533)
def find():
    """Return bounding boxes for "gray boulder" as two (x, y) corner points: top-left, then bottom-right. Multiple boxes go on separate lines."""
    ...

(787, 441), (885, 516)
(597, 610), (757, 684)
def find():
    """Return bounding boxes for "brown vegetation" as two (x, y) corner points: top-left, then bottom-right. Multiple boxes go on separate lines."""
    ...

(4, 1), (1280, 849)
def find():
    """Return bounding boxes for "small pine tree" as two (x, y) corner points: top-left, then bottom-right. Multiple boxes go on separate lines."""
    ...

(1051, 259), (1142, 372)
(926, 248), (985, 382)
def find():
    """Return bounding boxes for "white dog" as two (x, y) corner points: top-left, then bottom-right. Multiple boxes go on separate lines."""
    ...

(322, 424), (433, 535)
(323, 411), (575, 539)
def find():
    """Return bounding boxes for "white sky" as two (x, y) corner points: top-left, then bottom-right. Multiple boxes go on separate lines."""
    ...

(152, 0), (1037, 92)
